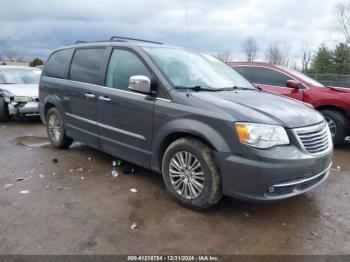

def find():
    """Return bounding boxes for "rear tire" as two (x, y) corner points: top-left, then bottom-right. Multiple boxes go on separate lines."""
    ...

(321, 110), (347, 146)
(162, 137), (221, 210)
(46, 107), (73, 149)
(0, 97), (10, 122)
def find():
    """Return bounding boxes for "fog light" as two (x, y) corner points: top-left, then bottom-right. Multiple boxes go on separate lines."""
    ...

(268, 186), (275, 193)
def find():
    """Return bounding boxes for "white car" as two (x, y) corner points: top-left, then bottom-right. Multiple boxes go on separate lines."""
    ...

(0, 66), (41, 121)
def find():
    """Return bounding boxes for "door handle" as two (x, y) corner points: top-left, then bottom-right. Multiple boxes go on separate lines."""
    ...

(84, 93), (96, 99)
(98, 96), (111, 102)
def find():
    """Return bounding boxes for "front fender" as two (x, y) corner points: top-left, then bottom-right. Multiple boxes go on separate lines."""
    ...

(151, 118), (232, 171)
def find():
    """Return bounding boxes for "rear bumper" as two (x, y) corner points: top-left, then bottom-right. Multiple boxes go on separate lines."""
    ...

(214, 147), (333, 202)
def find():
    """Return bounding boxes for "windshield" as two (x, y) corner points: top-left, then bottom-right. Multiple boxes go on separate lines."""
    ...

(143, 47), (255, 90)
(278, 66), (325, 88)
(0, 68), (41, 84)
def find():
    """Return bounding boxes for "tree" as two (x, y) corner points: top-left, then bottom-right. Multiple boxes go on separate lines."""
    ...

(312, 46), (334, 74)
(332, 42), (350, 73)
(335, 2), (350, 43)
(29, 58), (44, 67)
(215, 50), (233, 62)
(264, 43), (291, 66)
(242, 36), (258, 62)
(301, 42), (312, 72)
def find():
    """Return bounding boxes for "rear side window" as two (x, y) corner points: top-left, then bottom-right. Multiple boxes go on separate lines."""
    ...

(44, 49), (73, 78)
(234, 66), (253, 82)
(106, 49), (151, 91)
(253, 67), (291, 87)
(69, 48), (106, 85)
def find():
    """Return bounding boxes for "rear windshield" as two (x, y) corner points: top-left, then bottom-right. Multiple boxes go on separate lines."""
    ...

(0, 68), (41, 84)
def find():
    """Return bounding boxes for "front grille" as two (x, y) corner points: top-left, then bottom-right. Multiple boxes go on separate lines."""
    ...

(295, 122), (332, 155)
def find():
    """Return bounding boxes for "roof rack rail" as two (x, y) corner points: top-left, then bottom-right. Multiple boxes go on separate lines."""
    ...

(110, 36), (163, 45)
(75, 40), (87, 44)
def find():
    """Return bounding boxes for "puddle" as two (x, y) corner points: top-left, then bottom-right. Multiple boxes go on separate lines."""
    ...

(15, 136), (50, 148)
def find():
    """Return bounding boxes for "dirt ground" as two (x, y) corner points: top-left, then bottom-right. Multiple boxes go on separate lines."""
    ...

(0, 118), (349, 255)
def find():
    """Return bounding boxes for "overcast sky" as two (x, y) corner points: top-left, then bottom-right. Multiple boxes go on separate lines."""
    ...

(0, 0), (344, 61)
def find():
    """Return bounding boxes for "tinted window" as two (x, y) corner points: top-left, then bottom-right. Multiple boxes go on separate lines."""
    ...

(70, 48), (105, 85)
(106, 49), (151, 91)
(234, 66), (253, 82)
(44, 49), (73, 78)
(253, 67), (291, 87)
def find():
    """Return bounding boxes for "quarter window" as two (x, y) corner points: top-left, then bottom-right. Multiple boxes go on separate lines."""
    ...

(253, 67), (291, 87)
(43, 49), (74, 79)
(106, 49), (151, 91)
(69, 48), (106, 85)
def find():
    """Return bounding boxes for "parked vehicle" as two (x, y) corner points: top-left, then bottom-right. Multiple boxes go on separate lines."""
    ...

(230, 62), (350, 146)
(39, 37), (333, 209)
(0, 66), (41, 121)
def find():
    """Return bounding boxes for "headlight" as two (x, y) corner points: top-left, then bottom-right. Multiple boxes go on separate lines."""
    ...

(14, 96), (33, 102)
(235, 122), (290, 149)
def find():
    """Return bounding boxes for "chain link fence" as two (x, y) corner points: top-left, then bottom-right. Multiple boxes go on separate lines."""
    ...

(306, 74), (350, 88)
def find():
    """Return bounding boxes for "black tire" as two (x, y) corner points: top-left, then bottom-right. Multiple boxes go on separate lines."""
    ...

(46, 107), (73, 149)
(162, 137), (221, 210)
(321, 110), (347, 146)
(0, 97), (10, 122)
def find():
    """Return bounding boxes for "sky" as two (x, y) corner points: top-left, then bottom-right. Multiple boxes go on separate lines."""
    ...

(0, 0), (345, 62)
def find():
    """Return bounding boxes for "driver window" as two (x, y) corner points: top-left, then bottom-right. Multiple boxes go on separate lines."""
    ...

(106, 49), (151, 91)
(253, 67), (291, 87)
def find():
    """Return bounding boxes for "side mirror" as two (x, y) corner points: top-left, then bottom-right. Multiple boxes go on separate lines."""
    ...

(128, 75), (151, 94)
(286, 79), (301, 89)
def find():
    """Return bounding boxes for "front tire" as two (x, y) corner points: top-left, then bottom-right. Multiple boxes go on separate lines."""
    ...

(0, 97), (10, 122)
(46, 107), (73, 149)
(321, 110), (347, 146)
(162, 137), (221, 210)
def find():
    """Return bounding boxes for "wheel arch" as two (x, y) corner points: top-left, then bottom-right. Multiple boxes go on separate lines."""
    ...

(152, 119), (231, 172)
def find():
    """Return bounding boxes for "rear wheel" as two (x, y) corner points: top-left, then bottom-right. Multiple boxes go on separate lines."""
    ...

(46, 107), (73, 149)
(0, 97), (10, 122)
(321, 109), (347, 146)
(162, 137), (221, 210)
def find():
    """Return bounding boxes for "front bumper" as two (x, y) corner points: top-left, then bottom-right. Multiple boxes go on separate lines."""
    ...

(214, 145), (333, 202)
(8, 101), (39, 115)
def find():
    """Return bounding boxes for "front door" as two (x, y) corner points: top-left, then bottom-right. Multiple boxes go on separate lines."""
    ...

(252, 66), (304, 101)
(97, 48), (155, 167)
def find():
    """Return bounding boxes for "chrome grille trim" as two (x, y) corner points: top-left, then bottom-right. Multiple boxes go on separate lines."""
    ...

(294, 121), (333, 155)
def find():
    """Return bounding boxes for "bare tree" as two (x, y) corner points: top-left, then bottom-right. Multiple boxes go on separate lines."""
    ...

(300, 42), (312, 72)
(264, 43), (291, 66)
(335, 1), (350, 43)
(215, 50), (233, 62)
(3, 48), (20, 62)
(243, 36), (258, 62)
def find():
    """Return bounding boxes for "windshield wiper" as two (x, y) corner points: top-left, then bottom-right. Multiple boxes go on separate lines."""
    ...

(232, 86), (255, 90)
(175, 85), (223, 91)
(1, 83), (17, 84)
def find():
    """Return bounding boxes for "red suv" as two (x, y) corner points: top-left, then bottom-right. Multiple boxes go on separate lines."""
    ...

(230, 62), (350, 145)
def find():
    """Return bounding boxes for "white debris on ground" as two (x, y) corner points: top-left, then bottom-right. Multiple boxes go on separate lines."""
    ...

(5, 183), (13, 191)
(129, 188), (138, 193)
(20, 190), (30, 195)
(130, 222), (138, 230)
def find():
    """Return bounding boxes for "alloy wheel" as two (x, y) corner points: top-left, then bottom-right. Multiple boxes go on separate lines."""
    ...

(325, 117), (336, 138)
(48, 114), (61, 143)
(169, 151), (205, 200)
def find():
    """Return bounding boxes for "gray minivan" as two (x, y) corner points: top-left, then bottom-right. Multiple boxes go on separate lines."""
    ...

(39, 37), (333, 210)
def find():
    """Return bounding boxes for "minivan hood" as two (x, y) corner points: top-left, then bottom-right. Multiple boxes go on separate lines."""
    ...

(192, 89), (324, 128)
(0, 84), (39, 97)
